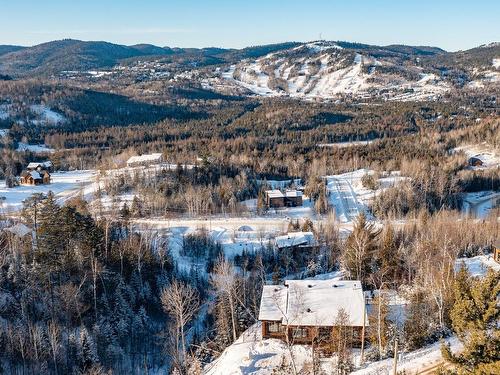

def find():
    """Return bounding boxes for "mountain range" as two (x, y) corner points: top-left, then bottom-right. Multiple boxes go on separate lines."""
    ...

(0, 39), (498, 101)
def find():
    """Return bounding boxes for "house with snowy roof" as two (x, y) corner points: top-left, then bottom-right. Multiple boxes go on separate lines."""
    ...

(27, 161), (53, 171)
(265, 189), (303, 208)
(258, 279), (367, 345)
(20, 169), (50, 185)
(126, 153), (163, 167)
(275, 231), (316, 251)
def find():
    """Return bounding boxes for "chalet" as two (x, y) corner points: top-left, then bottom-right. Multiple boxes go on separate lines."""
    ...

(265, 190), (285, 208)
(285, 190), (303, 207)
(468, 156), (483, 167)
(275, 231), (316, 251)
(19, 170), (51, 185)
(259, 279), (367, 346)
(493, 240), (500, 264)
(265, 189), (303, 209)
(127, 153), (163, 167)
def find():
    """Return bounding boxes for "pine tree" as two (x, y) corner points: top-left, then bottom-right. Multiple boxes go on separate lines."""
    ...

(341, 213), (380, 285)
(441, 267), (500, 373)
(78, 327), (98, 371)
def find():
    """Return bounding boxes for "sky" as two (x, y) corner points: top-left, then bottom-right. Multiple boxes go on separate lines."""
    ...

(0, 0), (498, 51)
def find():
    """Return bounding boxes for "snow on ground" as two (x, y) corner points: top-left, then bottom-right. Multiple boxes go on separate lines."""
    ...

(325, 169), (407, 223)
(317, 140), (375, 148)
(0, 129), (8, 137)
(204, 322), (461, 375)
(29, 105), (66, 126)
(0, 170), (96, 214)
(454, 143), (500, 170)
(204, 323), (317, 375)
(493, 58), (500, 69)
(352, 336), (461, 375)
(461, 191), (500, 219)
(16, 142), (55, 153)
(455, 255), (500, 277)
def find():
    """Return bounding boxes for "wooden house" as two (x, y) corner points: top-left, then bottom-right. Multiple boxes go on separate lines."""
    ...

(19, 170), (51, 185)
(259, 279), (367, 346)
(265, 190), (285, 208)
(275, 232), (316, 251)
(493, 240), (500, 264)
(265, 189), (303, 209)
(285, 190), (303, 207)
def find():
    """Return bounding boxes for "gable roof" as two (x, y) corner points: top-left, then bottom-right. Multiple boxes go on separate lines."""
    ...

(29, 171), (42, 179)
(285, 190), (303, 198)
(275, 232), (315, 249)
(259, 279), (367, 327)
(265, 189), (284, 199)
(27, 161), (52, 170)
(127, 153), (163, 165)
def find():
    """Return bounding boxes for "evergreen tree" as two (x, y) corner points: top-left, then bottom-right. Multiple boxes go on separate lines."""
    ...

(341, 213), (380, 285)
(78, 327), (99, 371)
(441, 267), (500, 373)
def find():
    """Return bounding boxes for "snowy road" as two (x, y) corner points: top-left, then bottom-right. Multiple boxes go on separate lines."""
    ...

(327, 177), (362, 223)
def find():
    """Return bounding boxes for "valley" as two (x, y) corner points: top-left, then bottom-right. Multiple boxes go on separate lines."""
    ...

(0, 29), (498, 375)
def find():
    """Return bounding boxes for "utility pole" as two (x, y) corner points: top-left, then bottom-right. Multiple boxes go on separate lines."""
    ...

(392, 338), (398, 375)
(360, 294), (366, 364)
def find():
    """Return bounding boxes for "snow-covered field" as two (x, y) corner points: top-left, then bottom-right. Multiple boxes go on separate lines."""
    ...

(0, 170), (96, 214)
(29, 104), (66, 125)
(318, 140), (375, 148)
(16, 142), (55, 153)
(454, 143), (500, 170)
(461, 191), (500, 219)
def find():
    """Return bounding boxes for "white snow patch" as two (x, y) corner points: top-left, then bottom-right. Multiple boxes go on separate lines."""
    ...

(455, 255), (500, 277)
(16, 143), (55, 153)
(29, 105), (66, 125)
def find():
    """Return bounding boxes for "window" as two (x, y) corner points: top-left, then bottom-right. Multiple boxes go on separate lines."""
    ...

(292, 327), (308, 339)
(268, 322), (282, 333)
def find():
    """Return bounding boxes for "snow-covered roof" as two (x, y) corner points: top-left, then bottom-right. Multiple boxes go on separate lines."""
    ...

(285, 190), (303, 198)
(266, 189), (285, 198)
(27, 161), (52, 170)
(265, 189), (284, 198)
(29, 171), (42, 179)
(275, 232), (315, 249)
(258, 285), (288, 321)
(259, 279), (368, 327)
(127, 153), (163, 165)
(4, 223), (32, 237)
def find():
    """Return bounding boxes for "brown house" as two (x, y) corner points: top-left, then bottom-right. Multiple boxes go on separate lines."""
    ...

(20, 170), (51, 185)
(265, 189), (303, 209)
(259, 280), (367, 347)
(265, 190), (285, 208)
(493, 240), (500, 263)
(285, 190), (303, 207)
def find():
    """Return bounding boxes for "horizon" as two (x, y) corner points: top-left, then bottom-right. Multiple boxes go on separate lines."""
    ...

(1, 0), (499, 52)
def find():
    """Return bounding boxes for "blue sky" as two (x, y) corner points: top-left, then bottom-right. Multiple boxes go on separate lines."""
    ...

(1, 0), (498, 51)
